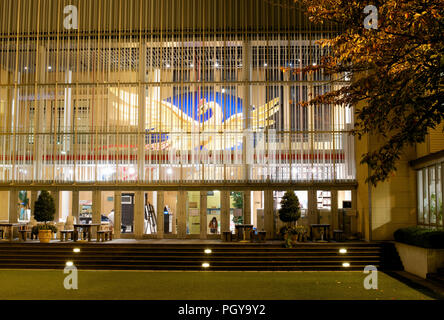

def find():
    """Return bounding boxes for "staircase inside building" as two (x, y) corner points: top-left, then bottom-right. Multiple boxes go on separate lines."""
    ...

(0, 242), (402, 271)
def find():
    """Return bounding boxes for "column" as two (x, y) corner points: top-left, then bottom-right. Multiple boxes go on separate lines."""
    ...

(352, 188), (359, 238)
(264, 190), (274, 239)
(134, 191), (145, 239)
(220, 191), (230, 236)
(92, 189), (101, 239)
(52, 189), (60, 222)
(156, 191), (164, 239)
(243, 191), (251, 225)
(71, 190), (79, 223)
(30, 190), (38, 220)
(331, 189), (338, 239)
(9, 189), (18, 223)
(308, 189), (318, 225)
(114, 191), (121, 239)
(200, 191), (207, 239)
(177, 191), (187, 238)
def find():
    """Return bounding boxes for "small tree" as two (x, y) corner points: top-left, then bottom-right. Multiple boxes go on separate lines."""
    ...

(34, 190), (56, 226)
(279, 191), (301, 227)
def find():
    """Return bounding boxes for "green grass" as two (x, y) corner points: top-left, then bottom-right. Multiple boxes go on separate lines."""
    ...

(0, 270), (435, 300)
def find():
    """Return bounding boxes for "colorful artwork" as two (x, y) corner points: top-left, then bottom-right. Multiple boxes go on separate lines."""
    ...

(110, 88), (280, 151)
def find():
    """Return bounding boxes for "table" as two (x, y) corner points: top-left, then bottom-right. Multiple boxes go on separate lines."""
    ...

(310, 224), (331, 241)
(73, 224), (101, 242)
(235, 224), (254, 242)
(0, 223), (19, 242)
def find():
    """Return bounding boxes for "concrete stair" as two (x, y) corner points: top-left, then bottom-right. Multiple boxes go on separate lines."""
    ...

(0, 242), (401, 271)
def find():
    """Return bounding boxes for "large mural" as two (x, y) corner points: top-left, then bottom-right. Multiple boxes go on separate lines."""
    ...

(110, 88), (280, 151)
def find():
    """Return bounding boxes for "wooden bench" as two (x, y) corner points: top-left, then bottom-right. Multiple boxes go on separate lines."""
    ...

(18, 229), (33, 242)
(60, 230), (75, 242)
(97, 230), (113, 242)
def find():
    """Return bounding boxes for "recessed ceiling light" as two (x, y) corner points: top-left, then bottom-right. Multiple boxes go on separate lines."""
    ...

(342, 262), (350, 267)
(66, 261), (74, 267)
(202, 262), (210, 268)
(339, 248), (347, 254)
(264, 63), (268, 67)
(48, 66), (52, 70)
(204, 249), (212, 254)
(73, 248), (81, 253)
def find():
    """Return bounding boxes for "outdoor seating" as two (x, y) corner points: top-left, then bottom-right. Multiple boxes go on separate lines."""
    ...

(60, 230), (75, 242)
(18, 227), (32, 242)
(97, 230), (113, 242)
(222, 231), (233, 242)
(333, 230), (345, 242)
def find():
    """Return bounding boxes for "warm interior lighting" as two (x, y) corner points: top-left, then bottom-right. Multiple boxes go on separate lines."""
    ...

(264, 62), (268, 67)
(167, 168), (173, 175)
(73, 248), (80, 253)
(342, 262), (350, 267)
(339, 248), (347, 254)
(202, 262), (210, 268)
(66, 261), (74, 267)
(204, 249), (212, 254)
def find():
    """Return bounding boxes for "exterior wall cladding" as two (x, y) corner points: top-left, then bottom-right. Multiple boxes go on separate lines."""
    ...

(0, 0), (355, 187)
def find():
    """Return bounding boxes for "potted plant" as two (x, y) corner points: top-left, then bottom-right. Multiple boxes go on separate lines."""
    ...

(32, 190), (57, 243)
(278, 191), (302, 247)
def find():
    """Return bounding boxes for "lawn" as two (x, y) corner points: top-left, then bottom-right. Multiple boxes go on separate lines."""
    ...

(0, 270), (435, 300)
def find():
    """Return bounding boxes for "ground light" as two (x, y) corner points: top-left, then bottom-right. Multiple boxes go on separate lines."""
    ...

(339, 248), (347, 254)
(66, 261), (74, 267)
(342, 262), (350, 267)
(204, 249), (212, 254)
(73, 248), (81, 253)
(202, 263), (210, 268)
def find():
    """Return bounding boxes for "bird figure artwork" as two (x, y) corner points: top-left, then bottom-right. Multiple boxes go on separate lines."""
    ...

(108, 88), (280, 152)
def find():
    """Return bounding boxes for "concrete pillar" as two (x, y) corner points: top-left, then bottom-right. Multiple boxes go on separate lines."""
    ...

(134, 191), (145, 239)
(200, 191), (207, 239)
(114, 191), (121, 239)
(52, 189), (60, 222)
(331, 189), (338, 239)
(92, 190), (101, 239)
(220, 191), (230, 236)
(9, 189), (18, 223)
(30, 191), (37, 220)
(243, 191), (251, 225)
(177, 191), (187, 238)
(72, 190), (79, 223)
(156, 191), (164, 238)
(264, 190), (274, 239)
(308, 189), (318, 225)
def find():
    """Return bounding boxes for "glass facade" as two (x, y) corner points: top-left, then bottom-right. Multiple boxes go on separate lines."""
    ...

(0, 0), (354, 186)
(417, 162), (444, 228)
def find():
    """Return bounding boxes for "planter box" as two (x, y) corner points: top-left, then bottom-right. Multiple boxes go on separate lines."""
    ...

(395, 242), (444, 279)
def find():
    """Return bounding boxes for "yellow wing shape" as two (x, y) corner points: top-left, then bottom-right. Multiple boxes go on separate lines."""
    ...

(222, 97), (279, 130)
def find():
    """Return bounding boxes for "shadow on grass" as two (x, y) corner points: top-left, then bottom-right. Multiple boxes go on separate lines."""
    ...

(384, 271), (444, 300)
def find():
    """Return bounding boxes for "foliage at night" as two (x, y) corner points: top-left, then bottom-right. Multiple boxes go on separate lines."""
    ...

(293, 0), (443, 185)
(279, 191), (301, 226)
(34, 190), (56, 225)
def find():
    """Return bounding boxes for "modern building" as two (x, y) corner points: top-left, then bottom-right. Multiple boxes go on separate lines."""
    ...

(0, 0), (442, 240)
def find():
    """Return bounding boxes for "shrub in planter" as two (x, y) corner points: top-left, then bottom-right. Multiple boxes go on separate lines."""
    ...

(283, 226), (308, 248)
(394, 226), (444, 249)
(279, 191), (301, 227)
(33, 190), (57, 243)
